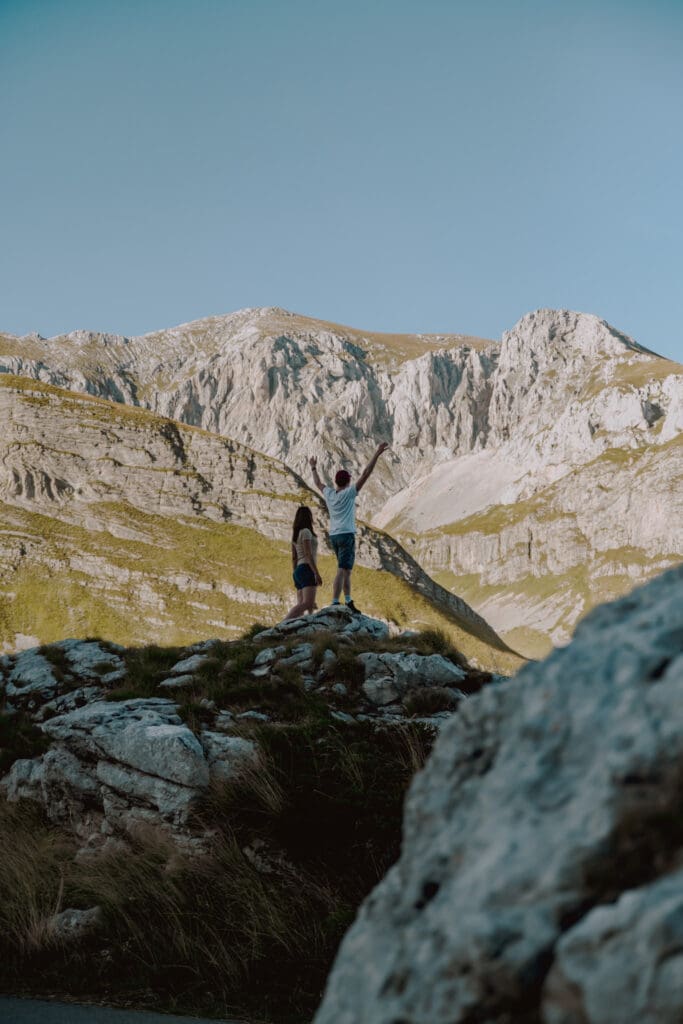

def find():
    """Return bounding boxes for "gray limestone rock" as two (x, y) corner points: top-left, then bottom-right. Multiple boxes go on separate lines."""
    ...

(200, 730), (259, 782)
(253, 646), (286, 666)
(3, 698), (213, 837)
(34, 685), (104, 721)
(359, 651), (466, 706)
(277, 643), (314, 668)
(49, 906), (103, 944)
(6, 651), (59, 705)
(313, 566), (683, 1024)
(543, 867), (683, 1024)
(158, 673), (195, 690)
(169, 653), (208, 675)
(41, 699), (209, 789)
(54, 639), (125, 680)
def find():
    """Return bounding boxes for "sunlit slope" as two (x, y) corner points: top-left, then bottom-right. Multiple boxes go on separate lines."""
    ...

(400, 439), (683, 657)
(0, 376), (521, 672)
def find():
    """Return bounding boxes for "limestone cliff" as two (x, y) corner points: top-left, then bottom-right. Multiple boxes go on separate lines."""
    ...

(0, 375), (518, 671)
(2, 306), (681, 651)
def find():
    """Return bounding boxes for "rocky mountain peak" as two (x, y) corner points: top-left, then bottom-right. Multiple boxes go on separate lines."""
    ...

(501, 308), (656, 362)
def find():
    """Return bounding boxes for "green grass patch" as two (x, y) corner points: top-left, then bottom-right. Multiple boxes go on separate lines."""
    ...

(0, 713), (434, 1023)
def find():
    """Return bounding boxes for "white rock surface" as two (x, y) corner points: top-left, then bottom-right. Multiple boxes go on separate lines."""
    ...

(544, 867), (683, 1024)
(2, 697), (213, 837)
(200, 731), (259, 782)
(314, 565), (683, 1024)
(158, 674), (195, 690)
(6, 651), (59, 705)
(359, 651), (466, 706)
(169, 653), (208, 675)
(41, 699), (210, 789)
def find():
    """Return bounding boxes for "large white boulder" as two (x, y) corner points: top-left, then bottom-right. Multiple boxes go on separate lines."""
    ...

(2, 698), (212, 837)
(314, 565), (683, 1024)
(41, 698), (210, 789)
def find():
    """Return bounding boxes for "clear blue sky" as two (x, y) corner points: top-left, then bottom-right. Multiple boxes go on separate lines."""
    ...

(1, 0), (682, 361)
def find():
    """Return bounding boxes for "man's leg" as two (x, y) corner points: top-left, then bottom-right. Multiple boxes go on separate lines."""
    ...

(342, 569), (352, 599)
(332, 569), (344, 601)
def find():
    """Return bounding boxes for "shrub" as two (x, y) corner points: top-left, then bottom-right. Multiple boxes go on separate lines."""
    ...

(403, 687), (459, 718)
(107, 643), (183, 700)
(0, 802), (74, 957)
(0, 712), (50, 775)
(37, 644), (71, 684)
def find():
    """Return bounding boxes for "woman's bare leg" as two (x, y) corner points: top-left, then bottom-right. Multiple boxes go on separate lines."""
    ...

(284, 586), (317, 621)
(285, 589), (304, 620)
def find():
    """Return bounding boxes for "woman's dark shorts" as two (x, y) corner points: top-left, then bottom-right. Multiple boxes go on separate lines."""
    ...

(293, 563), (317, 589)
(330, 532), (356, 570)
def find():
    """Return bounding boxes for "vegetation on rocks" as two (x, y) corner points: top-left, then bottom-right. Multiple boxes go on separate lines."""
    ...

(0, 716), (432, 1023)
(0, 615), (457, 1023)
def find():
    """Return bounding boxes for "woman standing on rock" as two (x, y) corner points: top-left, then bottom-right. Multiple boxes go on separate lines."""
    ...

(284, 506), (323, 620)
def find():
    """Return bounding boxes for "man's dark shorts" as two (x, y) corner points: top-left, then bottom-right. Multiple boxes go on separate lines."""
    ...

(293, 563), (317, 589)
(330, 532), (356, 570)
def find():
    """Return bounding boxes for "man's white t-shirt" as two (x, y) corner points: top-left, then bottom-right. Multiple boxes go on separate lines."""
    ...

(323, 484), (358, 536)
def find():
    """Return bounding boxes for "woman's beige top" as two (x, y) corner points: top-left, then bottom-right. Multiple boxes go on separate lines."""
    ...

(295, 528), (318, 566)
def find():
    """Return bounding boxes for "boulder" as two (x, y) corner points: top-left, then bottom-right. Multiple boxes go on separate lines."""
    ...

(41, 699), (209, 790)
(359, 651), (466, 706)
(168, 653), (209, 676)
(5, 650), (59, 706)
(4, 698), (212, 837)
(253, 646), (286, 666)
(200, 731), (259, 782)
(49, 906), (103, 944)
(277, 643), (314, 669)
(314, 565), (683, 1024)
(158, 673), (195, 690)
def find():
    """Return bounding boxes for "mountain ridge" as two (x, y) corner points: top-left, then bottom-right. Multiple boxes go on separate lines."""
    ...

(1, 305), (680, 653)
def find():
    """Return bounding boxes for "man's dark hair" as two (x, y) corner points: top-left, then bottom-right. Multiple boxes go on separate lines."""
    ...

(335, 469), (351, 488)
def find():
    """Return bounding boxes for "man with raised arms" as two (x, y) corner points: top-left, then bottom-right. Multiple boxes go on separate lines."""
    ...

(309, 442), (390, 614)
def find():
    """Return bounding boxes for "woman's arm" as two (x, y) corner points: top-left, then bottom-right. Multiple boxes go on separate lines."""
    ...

(291, 542), (298, 570)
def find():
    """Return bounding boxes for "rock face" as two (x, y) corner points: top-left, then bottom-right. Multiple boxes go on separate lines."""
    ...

(1, 306), (681, 650)
(313, 565), (683, 1024)
(0, 375), (517, 668)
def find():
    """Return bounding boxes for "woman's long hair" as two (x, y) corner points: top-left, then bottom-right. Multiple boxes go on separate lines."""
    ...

(292, 505), (316, 543)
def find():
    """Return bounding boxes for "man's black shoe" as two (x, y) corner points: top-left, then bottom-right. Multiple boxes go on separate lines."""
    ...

(345, 600), (361, 615)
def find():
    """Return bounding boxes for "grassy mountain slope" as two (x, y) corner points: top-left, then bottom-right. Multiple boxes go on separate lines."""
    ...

(0, 375), (521, 673)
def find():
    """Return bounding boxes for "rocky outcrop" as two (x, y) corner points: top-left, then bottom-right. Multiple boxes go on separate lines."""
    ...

(313, 565), (683, 1024)
(1, 695), (254, 841)
(0, 612), (489, 849)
